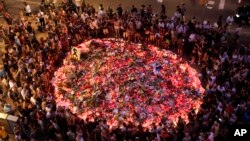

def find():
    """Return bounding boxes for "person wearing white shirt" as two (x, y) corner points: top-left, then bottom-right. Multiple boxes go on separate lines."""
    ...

(158, 21), (164, 29)
(52, 0), (57, 5)
(81, 12), (89, 23)
(30, 95), (36, 105)
(226, 15), (234, 26)
(21, 87), (28, 100)
(4, 103), (12, 113)
(219, 52), (229, 63)
(76, 134), (84, 141)
(46, 111), (51, 119)
(156, 131), (161, 141)
(176, 24), (186, 35)
(188, 32), (196, 42)
(75, 0), (81, 7)
(75, 0), (82, 14)
(38, 10), (45, 27)
(24, 2), (32, 16)
(135, 20), (142, 30)
(203, 21), (212, 30)
(15, 133), (22, 141)
(166, 21), (175, 30)
(217, 84), (225, 93)
(208, 130), (215, 141)
(14, 36), (21, 47)
(9, 79), (17, 90)
(174, 11), (182, 21)
(98, 9), (105, 18)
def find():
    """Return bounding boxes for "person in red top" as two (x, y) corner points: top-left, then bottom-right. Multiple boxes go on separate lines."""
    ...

(225, 103), (234, 115)
(36, 110), (45, 129)
(0, 2), (4, 12)
(3, 10), (12, 25)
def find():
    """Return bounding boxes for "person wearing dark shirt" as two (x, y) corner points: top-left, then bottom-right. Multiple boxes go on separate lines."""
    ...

(117, 4), (123, 17)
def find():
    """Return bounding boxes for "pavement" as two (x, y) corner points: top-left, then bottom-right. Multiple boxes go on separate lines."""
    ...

(84, 0), (250, 40)
(84, 0), (244, 21)
(2, 0), (249, 23)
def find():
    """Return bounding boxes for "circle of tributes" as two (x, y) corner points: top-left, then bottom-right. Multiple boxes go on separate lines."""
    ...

(52, 38), (205, 130)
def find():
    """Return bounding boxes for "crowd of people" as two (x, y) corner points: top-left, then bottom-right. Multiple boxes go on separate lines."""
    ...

(0, 0), (249, 141)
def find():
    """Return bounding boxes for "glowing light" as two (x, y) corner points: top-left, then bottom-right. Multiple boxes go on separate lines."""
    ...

(52, 38), (205, 130)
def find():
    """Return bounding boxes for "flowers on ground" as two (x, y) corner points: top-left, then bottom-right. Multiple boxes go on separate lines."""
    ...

(52, 38), (204, 130)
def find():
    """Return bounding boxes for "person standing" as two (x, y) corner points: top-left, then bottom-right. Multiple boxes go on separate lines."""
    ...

(226, 15), (234, 26)
(160, 4), (166, 17)
(116, 4), (123, 17)
(235, 24), (242, 42)
(75, 0), (82, 14)
(217, 15), (223, 28)
(3, 10), (12, 25)
(0, 1), (6, 12)
(24, 2), (32, 16)
(180, 3), (186, 22)
(114, 18), (121, 38)
(52, 0), (57, 8)
(38, 10), (45, 28)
